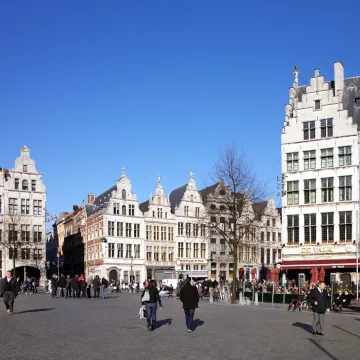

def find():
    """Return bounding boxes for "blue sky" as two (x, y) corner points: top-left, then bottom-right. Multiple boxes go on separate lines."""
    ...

(0, 1), (358, 220)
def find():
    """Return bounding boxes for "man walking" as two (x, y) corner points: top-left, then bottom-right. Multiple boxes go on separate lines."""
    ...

(71, 275), (78, 298)
(93, 275), (101, 299)
(65, 275), (72, 298)
(180, 278), (199, 333)
(51, 274), (58, 298)
(310, 282), (330, 336)
(57, 275), (66, 298)
(0, 271), (18, 315)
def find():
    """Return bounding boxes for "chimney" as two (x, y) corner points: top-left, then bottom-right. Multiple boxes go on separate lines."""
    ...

(88, 193), (95, 205)
(334, 61), (344, 93)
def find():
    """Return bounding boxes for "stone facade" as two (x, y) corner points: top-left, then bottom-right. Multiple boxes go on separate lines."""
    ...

(0, 146), (46, 283)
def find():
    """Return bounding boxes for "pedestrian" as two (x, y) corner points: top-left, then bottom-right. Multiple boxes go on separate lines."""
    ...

(310, 282), (330, 336)
(86, 280), (92, 298)
(141, 280), (162, 331)
(65, 275), (72, 298)
(93, 276), (101, 299)
(81, 279), (87, 298)
(57, 275), (66, 298)
(70, 275), (78, 298)
(0, 271), (19, 315)
(101, 278), (109, 299)
(51, 274), (58, 297)
(180, 278), (200, 333)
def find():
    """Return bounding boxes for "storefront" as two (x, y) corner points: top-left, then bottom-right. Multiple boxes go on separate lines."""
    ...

(176, 259), (208, 280)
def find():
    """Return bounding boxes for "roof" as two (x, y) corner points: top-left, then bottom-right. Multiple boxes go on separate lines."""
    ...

(252, 201), (268, 219)
(86, 185), (116, 216)
(169, 184), (187, 210)
(198, 183), (220, 204)
(139, 199), (150, 213)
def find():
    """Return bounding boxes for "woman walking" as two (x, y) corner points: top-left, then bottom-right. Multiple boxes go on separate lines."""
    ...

(141, 280), (162, 331)
(180, 278), (199, 333)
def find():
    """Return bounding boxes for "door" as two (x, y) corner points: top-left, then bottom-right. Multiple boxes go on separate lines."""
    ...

(109, 269), (118, 283)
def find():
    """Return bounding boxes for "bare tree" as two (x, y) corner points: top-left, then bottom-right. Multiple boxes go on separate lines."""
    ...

(0, 212), (32, 276)
(206, 144), (269, 304)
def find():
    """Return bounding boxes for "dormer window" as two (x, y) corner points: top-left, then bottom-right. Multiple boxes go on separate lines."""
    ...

(315, 100), (321, 110)
(122, 189), (126, 199)
(22, 180), (28, 191)
(23, 165), (27, 172)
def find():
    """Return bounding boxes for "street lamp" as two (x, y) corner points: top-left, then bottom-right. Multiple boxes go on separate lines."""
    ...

(57, 252), (60, 279)
(94, 237), (107, 278)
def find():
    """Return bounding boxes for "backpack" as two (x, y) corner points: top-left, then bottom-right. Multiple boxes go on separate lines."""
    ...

(142, 289), (150, 302)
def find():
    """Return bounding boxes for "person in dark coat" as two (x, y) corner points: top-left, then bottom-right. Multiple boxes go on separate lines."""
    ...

(0, 271), (19, 315)
(310, 282), (330, 335)
(71, 275), (78, 298)
(65, 275), (72, 298)
(180, 278), (199, 333)
(51, 274), (58, 297)
(141, 280), (162, 331)
(57, 275), (66, 298)
(93, 276), (101, 299)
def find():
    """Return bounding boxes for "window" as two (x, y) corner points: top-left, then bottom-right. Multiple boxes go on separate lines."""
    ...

(114, 203), (120, 215)
(267, 220), (270, 227)
(287, 215), (299, 244)
(168, 227), (174, 241)
(287, 181), (299, 205)
(126, 244), (132, 258)
(184, 206), (189, 217)
(33, 200), (42, 215)
(267, 232), (270, 242)
(304, 214), (316, 244)
(321, 148), (333, 168)
(21, 199), (30, 214)
(339, 176), (352, 201)
(157, 208), (163, 218)
(122, 205), (126, 215)
(186, 243), (191, 257)
(193, 223), (199, 237)
(321, 178), (334, 202)
(22, 180), (28, 191)
(272, 233), (276, 242)
(261, 232), (264, 242)
(33, 249), (42, 261)
(287, 152), (299, 172)
(15, 178), (19, 190)
(9, 198), (18, 214)
(304, 150), (316, 170)
(117, 222), (124, 236)
(169, 248), (174, 262)
(23, 165), (27, 172)
(126, 223), (132, 237)
(21, 225), (30, 242)
(178, 242), (184, 257)
(201, 224), (205, 237)
(339, 211), (352, 242)
(153, 246), (159, 261)
(124, 271), (129, 284)
(122, 189), (126, 199)
(315, 100), (321, 110)
(272, 249), (276, 264)
(339, 146), (351, 166)
(195, 207), (200, 218)
(117, 244), (123, 258)
(134, 244), (140, 258)
(146, 246), (152, 261)
(220, 239), (225, 255)
(31, 180), (36, 191)
(108, 243), (115, 257)
(304, 179), (316, 204)
(278, 233), (281, 242)
(355, 98), (360, 106)
(161, 226), (166, 241)
(160, 247), (166, 261)
(108, 221), (115, 236)
(190, 195), (194, 201)
(33, 225), (42, 242)
(21, 249), (30, 260)
(261, 248), (264, 263)
(129, 204), (135, 216)
(186, 223), (191, 237)
(134, 224), (140, 238)
(152, 211), (155, 218)
(154, 226), (159, 240)
(303, 121), (315, 140)
(178, 222), (184, 236)
(146, 225), (152, 240)
(321, 213), (334, 243)
(320, 118), (333, 138)
(9, 248), (18, 260)
(266, 249), (271, 264)
(201, 243), (206, 258)
(272, 219), (276, 227)
(193, 243), (199, 258)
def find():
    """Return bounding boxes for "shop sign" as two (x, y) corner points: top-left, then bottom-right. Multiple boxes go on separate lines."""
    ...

(213, 255), (232, 261)
(332, 265), (344, 268)
(301, 246), (333, 254)
(178, 259), (207, 264)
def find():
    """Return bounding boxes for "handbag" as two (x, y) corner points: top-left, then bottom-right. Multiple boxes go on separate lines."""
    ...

(142, 289), (150, 302)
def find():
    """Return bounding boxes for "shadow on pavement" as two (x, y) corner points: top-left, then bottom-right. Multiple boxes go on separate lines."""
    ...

(15, 308), (55, 315)
(332, 325), (360, 339)
(292, 322), (312, 333)
(308, 338), (339, 360)
(193, 319), (204, 331)
(156, 318), (172, 328)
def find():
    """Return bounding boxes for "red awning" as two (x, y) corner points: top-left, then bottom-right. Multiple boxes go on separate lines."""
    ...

(281, 258), (357, 270)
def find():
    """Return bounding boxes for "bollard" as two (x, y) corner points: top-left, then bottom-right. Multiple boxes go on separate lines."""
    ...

(255, 291), (259, 306)
(239, 292), (244, 305)
(283, 290), (286, 304)
(209, 289), (214, 304)
(262, 286), (264, 303)
(246, 298), (251, 305)
(272, 282), (275, 304)
(224, 290), (228, 302)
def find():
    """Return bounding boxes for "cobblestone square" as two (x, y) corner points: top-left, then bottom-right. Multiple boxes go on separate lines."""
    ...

(0, 292), (359, 360)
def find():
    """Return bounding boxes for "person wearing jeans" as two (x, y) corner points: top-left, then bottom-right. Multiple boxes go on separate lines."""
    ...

(141, 280), (162, 331)
(180, 278), (199, 333)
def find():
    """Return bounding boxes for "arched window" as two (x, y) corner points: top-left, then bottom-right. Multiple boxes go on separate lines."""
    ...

(122, 189), (126, 199)
(210, 204), (216, 210)
(22, 180), (28, 191)
(122, 205), (126, 215)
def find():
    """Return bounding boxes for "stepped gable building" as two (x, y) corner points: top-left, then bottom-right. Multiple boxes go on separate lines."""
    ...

(281, 62), (360, 285)
(169, 172), (208, 280)
(140, 175), (176, 280)
(0, 146), (46, 283)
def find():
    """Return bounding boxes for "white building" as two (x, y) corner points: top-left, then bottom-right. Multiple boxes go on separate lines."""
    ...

(0, 146), (46, 283)
(281, 62), (360, 285)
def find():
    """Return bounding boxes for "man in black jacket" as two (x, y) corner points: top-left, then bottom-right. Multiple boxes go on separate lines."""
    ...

(180, 279), (199, 333)
(310, 282), (330, 335)
(0, 271), (19, 315)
